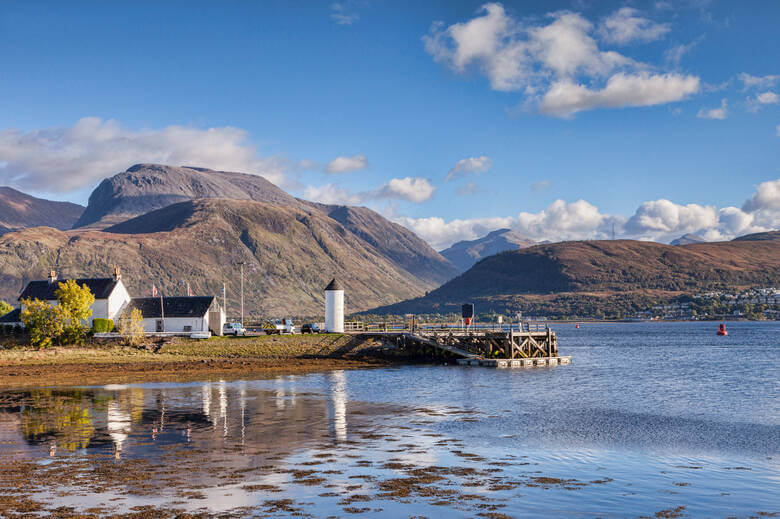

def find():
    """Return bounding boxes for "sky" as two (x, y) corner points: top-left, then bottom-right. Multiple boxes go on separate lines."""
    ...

(0, 0), (778, 249)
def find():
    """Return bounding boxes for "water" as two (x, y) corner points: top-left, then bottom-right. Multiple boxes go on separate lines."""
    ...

(0, 321), (777, 517)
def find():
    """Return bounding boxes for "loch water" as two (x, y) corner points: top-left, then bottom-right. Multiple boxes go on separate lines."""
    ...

(1, 321), (777, 518)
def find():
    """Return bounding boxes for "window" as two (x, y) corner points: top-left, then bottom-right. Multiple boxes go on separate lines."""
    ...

(183, 325), (192, 332)
(156, 320), (164, 332)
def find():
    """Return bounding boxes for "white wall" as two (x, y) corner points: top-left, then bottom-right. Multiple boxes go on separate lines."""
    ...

(140, 315), (209, 333)
(107, 280), (131, 322)
(325, 289), (344, 333)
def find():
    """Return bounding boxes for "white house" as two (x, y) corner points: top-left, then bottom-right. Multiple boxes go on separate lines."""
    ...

(126, 296), (225, 335)
(16, 268), (131, 327)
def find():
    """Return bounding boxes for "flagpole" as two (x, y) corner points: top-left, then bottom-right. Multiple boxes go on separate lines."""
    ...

(160, 290), (165, 333)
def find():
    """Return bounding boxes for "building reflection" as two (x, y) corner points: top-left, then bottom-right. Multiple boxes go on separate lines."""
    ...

(0, 375), (355, 463)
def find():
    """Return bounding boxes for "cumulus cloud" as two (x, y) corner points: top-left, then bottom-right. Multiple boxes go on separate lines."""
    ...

(445, 156), (493, 181)
(697, 98), (728, 119)
(303, 177), (435, 206)
(746, 91), (779, 113)
(0, 117), (288, 192)
(541, 72), (700, 118)
(738, 72), (780, 91)
(323, 154), (368, 174)
(598, 7), (670, 45)
(423, 3), (699, 117)
(396, 179), (780, 249)
(303, 184), (364, 205)
(374, 177), (435, 203)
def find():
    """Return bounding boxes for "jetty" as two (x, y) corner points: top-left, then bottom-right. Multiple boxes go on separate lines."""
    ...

(347, 322), (571, 368)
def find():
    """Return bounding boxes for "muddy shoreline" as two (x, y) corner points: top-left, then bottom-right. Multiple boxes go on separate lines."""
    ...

(0, 334), (410, 388)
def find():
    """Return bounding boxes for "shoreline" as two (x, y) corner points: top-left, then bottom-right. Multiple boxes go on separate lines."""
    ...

(0, 334), (406, 388)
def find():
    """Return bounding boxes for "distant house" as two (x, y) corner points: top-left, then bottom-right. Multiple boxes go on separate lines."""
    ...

(126, 296), (225, 335)
(0, 308), (22, 327)
(17, 268), (131, 327)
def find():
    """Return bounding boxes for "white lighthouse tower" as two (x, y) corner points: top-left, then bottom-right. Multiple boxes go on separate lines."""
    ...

(324, 278), (345, 333)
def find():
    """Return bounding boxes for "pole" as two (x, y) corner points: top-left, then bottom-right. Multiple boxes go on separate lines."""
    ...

(239, 262), (244, 326)
(160, 291), (165, 333)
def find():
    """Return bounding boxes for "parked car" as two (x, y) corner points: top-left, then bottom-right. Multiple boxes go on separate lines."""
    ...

(301, 323), (322, 334)
(271, 318), (297, 334)
(223, 322), (246, 336)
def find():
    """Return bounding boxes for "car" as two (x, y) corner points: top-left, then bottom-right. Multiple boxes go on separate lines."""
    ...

(301, 323), (321, 334)
(223, 322), (246, 336)
(271, 318), (297, 334)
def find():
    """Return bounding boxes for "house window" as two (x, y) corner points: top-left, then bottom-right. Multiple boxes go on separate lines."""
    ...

(156, 320), (164, 332)
(183, 325), (192, 332)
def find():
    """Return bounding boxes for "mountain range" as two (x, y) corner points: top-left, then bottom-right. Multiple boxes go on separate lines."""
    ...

(366, 232), (780, 318)
(0, 187), (84, 235)
(0, 164), (458, 315)
(439, 228), (536, 272)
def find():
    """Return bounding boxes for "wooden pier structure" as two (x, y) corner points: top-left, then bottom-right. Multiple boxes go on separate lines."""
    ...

(351, 322), (570, 368)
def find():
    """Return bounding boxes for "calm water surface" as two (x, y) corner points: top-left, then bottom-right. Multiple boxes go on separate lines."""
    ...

(1, 321), (777, 518)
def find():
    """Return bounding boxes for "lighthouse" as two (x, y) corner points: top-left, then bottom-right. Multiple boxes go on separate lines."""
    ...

(324, 278), (345, 333)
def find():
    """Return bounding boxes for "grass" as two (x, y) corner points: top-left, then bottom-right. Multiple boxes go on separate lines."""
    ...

(0, 334), (361, 366)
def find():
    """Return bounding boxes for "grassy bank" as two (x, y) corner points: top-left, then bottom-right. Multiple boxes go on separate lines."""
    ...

(0, 334), (399, 388)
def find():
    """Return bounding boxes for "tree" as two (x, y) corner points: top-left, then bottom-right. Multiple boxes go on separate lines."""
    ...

(20, 299), (66, 349)
(118, 308), (145, 347)
(55, 280), (95, 346)
(0, 300), (12, 316)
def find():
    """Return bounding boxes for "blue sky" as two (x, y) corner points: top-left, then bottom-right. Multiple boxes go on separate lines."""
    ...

(0, 0), (778, 248)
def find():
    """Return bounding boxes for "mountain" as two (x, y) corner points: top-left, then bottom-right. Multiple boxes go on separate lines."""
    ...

(670, 233), (705, 246)
(74, 164), (302, 228)
(439, 228), (536, 272)
(0, 198), (445, 315)
(0, 187), (84, 234)
(731, 230), (780, 242)
(364, 238), (780, 318)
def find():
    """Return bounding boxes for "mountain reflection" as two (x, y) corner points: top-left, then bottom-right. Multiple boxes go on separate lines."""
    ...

(0, 377), (353, 461)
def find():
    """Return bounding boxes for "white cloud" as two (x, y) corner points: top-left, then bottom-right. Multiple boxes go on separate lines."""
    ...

(303, 177), (435, 206)
(738, 72), (780, 91)
(0, 117), (287, 192)
(445, 156), (493, 181)
(541, 73), (700, 118)
(323, 154), (368, 174)
(374, 177), (435, 203)
(697, 98), (728, 119)
(598, 7), (671, 45)
(664, 35), (704, 66)
(303, 184), (364, 205)
(330, 2), (359, 25)
(531, 180), (551, 191)
(423, 4), (700, 117)
(746, 91), (779, 113)
(397, 179), (780, 249)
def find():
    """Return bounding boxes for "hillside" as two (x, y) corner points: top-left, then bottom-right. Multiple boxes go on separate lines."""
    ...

(70, 163), (457, 286)
(365, 238), (780, 318)
(0, 198), (440, 315)
(439, 228), (535, 271)
(0, 187), (84, 234)
(670, 233), (705, 246)
(731, 230), (780, 242)
(74, 164), (302, 228)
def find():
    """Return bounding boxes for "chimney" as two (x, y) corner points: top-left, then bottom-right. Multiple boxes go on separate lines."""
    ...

(48, 270), (58, 285)
(113, 266), (121, 280)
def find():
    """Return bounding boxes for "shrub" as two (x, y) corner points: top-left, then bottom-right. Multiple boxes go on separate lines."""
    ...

(55, 280), (95, 346)
(21, 299), (66, 349)
(118, 308), (145, 347)
(92, 318), (114, 333)
(0, 300), (12, 317)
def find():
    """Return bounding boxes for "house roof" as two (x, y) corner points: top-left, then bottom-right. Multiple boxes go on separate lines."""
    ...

(127, 297), (216, 319)
(19, 278), (120, 301)
(324, 278), (344, 291)
(0, 308), (21, 323)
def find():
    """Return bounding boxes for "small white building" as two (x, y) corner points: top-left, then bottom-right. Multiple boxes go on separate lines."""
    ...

(126, 296), (225, 335)
(17, 268), (131, 327)
(324, 278), (344, 333)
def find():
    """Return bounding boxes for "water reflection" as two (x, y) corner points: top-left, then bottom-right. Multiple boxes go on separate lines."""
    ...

(0, 379), (356, 461)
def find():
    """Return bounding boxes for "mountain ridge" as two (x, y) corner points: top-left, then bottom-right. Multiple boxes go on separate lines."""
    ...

(0, 187), (84, 234)
(439, 228), (536, 272)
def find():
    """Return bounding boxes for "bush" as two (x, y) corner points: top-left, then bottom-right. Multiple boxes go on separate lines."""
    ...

(92, 318), (114, 333)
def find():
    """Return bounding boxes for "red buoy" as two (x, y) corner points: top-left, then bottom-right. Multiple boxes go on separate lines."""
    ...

(717, 323), (728, 336)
